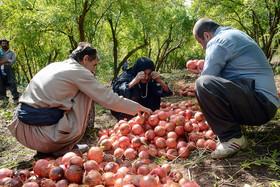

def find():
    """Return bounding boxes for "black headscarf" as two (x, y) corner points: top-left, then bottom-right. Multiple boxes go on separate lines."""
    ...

(112, 56), (155, 93)
(129, 57), (155, 76)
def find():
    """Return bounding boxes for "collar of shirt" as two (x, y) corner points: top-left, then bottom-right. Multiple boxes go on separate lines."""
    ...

(214, 26), (232, 37)
(3, 49), (11, 54)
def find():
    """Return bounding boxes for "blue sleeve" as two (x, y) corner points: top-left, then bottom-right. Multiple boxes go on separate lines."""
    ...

(202, 44), (230, 76)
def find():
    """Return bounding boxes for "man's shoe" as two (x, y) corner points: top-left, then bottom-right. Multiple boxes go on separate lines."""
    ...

(211, 135), (248, 159)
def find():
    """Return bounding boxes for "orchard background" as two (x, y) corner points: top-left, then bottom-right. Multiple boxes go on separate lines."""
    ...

(0, 0), (279, 186)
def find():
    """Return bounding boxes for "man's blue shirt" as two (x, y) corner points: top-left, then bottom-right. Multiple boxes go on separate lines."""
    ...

(202, 26), (279, 107)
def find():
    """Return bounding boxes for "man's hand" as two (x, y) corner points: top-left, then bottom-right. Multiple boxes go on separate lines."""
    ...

(187, 68), (201, 74)
(186, 59), (204, 74)
(0, 58), (7, 65)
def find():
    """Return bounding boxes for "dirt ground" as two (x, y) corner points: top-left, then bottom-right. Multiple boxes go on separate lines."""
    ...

(0, 72), (279, 186)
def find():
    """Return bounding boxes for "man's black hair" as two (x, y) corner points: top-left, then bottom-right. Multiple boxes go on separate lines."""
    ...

(70, 42), (98, 62)
(0, 39), (9, 45)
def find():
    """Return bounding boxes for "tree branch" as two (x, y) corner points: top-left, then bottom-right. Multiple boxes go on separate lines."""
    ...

(115, 41), (148, 78)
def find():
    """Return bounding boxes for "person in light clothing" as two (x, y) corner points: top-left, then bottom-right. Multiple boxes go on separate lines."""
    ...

(8, 42), (152, 157)
(188, 18), (279, 159)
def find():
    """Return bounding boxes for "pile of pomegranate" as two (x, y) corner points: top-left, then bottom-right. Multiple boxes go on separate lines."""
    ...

(186, 59), (204, 72)
(0, 100), (217, 187)
(174, 81), (195, 97)
(172, 59), (206, 97)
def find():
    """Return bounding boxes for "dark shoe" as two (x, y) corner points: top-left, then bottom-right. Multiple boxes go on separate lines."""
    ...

(70, 144), (89, 156)
(73, 144), (89, 153)
(33, 151), (55, 160)
(51, 144), (90, 157)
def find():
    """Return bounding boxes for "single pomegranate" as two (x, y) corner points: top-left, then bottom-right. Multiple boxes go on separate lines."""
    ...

(0, 168), (13, 180)
(87, 147), (104, 163)
(49, 166), (64, 181)
(83, 170), (102, 186)
(64, 165), (84, 184)
(139, 175), (160, 187)
(33, 159), (51, 178)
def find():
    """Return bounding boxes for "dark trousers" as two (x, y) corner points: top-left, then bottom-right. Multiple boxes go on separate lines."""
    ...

(195, 75), (277, 142)
(0, 65), (19, 100)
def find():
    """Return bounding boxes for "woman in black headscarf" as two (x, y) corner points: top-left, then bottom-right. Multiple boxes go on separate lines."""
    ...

(111, 57), (173, 120)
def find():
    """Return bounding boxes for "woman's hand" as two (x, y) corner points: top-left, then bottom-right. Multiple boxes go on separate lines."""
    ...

(135, 71), (145, 83)
(151, 71), (170, 92)
(138, 105), (152, 115)
(151, 71), (161, 81)
(128, 71), (145, 88)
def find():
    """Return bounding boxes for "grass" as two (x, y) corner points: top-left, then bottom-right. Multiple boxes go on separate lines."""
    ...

(241, 150), (280, 176)
(0, 109), (13, 121)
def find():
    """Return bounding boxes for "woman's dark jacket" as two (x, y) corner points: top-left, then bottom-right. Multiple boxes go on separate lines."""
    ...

(111, 68), (173, 120)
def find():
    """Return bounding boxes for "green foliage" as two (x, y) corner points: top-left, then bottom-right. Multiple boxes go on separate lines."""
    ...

(0, 135), (11, 152)
(273, 109), (280, 121)
(241, 150), (280, 176)
(274, 66), (280, 75)
(270, 181), (280, 187)
(95, 105), (107, 115)
(190, 0), (280, 60)
(0, 108), (13, 122)
(0, 0), (278, 83)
